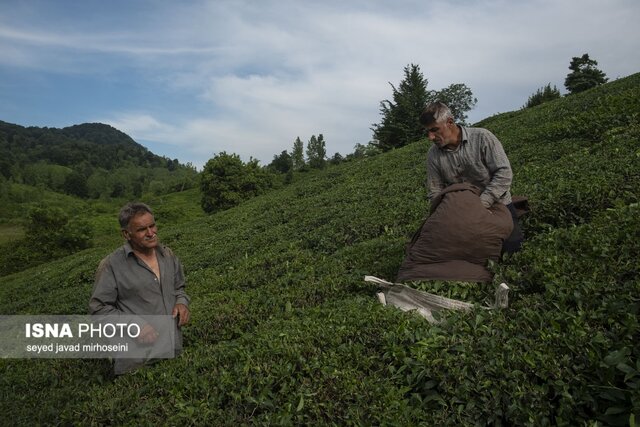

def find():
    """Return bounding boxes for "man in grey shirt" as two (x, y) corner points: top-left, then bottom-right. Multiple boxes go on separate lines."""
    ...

(420, 102), (523, 254)
(90, 202), (190, 374)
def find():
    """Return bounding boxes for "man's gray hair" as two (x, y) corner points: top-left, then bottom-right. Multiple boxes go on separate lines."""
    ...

(118, 202), (153, 230)
(419, 102), (454, 125)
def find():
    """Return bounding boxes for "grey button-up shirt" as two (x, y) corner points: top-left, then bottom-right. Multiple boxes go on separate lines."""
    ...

(426, 125), (513, 207)
(89, 242), (190, 317)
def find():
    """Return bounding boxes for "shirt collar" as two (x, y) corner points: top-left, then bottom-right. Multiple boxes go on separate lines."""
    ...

(459, 125), (469, 143)
(123, 241), (164, 257)
(442, 125), (468, 152)
(123, 241), (134, 257)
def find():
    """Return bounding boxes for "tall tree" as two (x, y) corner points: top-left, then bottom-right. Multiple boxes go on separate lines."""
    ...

(200, 152), (273, 213)
(306, 134), (327, 169)
(269, 150), (293, 174)
(371, 64), (477, 151)
(328, 152), (344, 165)
(523, 83), (561, 108)
(435, 83), (477, 124)
(291, 137), (305, 171)
(63, 170), (89, 198)
(564, 53), (608, 94)
(348, 142), (381, 160)
(371, 63), (430, 151)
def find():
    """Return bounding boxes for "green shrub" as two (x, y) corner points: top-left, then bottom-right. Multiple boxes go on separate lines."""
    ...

(0, 206), (93, 276)
(200, 152), (275, 213)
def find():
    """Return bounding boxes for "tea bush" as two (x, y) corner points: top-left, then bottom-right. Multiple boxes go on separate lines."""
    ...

(1, 72), (638, 425)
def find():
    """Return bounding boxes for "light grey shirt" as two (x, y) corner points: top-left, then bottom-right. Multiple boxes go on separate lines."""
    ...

(89, 242), (190, 317)
(426, 125), (513, 207)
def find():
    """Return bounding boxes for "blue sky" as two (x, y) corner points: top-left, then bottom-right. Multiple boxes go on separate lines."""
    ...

(1, 0), (639, 169)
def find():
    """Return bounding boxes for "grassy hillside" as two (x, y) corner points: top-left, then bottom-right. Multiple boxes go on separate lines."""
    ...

(1, 74), (639, 425)
(0, 121), (199, 226)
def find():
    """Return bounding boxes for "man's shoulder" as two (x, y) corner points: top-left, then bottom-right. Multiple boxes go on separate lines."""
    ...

(465, 126), (500, 144)
(427, 143), (443, 158)
(95, 246), (127, 278)
(465, 126), (494, 137)
(158, 244), (178, 259)
(99, 245), (128, 266)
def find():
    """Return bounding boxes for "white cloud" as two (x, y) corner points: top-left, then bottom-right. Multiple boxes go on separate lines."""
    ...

(2, 0), (639, 166)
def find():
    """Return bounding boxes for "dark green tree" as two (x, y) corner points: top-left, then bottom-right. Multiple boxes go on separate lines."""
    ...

(0, 175), (9, 205)
(0, 206), (93, 276)
(523, 83), (561, 108)
(132, 180), (143, 198)
(372, 64), (477, 151)
(306, 134), (327, 169)
(328, 152), (344, 165)
(564, 54), (608, 94)
(25, 206), (93, 255)
(269, 150), (293, 174)
(371, 64), (430, 151)
(435, 83), (477, 124)
(347, 142), (382, 160)
(0, 206), (93, 275)
(200, 152), (274, 213)
(291, 137), (305, 171)
(167, 158), (180, 171)
(110, 181), (126, 198)
(63, 170), (89, 198)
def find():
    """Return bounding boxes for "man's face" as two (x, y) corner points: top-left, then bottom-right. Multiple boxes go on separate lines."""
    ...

(424, 118), (457, 149)
(123, 212), (158, 252)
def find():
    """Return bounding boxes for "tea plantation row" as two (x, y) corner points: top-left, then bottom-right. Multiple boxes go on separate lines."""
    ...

(0, 73), (638, 425)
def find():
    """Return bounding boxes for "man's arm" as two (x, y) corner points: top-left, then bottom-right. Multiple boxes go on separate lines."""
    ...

(89, 257), (122, 316)
(480, 131), (513, 208)
(172, 256), (190, 307)
(172, 256), (190, 327)
(426, 150), (445, 202)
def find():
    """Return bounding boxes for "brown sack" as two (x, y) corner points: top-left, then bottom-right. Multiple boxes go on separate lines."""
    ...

(396, 183), (513, 283)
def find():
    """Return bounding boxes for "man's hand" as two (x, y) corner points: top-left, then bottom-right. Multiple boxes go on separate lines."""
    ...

(172, 303), (190, 327)
(138, 323), (159, 345)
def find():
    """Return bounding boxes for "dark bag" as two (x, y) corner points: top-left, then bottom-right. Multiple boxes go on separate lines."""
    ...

(396, 183), (514, 283)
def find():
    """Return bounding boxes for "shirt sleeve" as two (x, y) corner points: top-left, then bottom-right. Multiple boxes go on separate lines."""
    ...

(426, 148), (445, 202)
(173, 256), (190, 307)
(479, 131), (513, 208)
(89, 257), (122, 316)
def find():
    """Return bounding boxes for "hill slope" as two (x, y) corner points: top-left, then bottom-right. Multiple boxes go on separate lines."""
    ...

(1, 73), (639, 425)
(0, 121), (164, 171)
(0, 121), (198, 217)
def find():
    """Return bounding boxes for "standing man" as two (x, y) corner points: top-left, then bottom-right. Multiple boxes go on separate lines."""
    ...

(419, 102), (523, 254)
(89, 202), (190, 374)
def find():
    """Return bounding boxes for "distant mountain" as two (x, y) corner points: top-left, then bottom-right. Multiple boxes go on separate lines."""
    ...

(61, 122), (144, 147)
(0, 120), (197, 200)
(0, 121), (173, 175)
